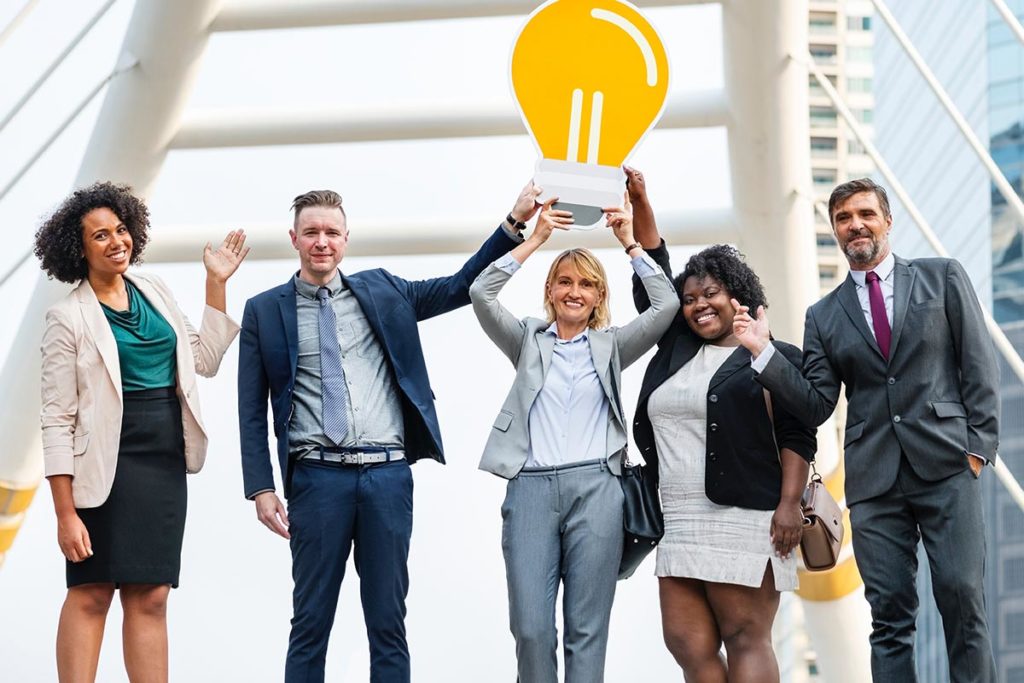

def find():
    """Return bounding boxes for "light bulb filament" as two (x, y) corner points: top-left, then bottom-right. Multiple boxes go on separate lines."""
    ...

(565, 88), (605, 164)
(587, 91), (603, 164)
(590, 8), (659, 87)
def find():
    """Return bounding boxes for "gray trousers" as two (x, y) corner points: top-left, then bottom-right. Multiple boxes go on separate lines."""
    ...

(501, 459), (624, 683)
(850, 457), (995, 683)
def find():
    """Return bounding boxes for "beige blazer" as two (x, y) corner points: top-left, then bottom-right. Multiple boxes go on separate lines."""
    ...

(40, 271), (240, 508)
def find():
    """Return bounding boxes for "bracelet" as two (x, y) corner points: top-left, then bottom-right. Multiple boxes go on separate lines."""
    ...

(624, 242), (643, 254)
(506, 213), (528, 232)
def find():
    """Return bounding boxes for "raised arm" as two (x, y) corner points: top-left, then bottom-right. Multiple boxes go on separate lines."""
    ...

(603, 202), (681, 368)
(399, 182), (541, 321)
(469, 198), (570, 364)
(626, 167), (676, 315)
(733, 301), (841, 428)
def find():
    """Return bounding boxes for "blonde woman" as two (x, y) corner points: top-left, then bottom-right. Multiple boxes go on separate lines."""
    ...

(469, 197), (679, 683)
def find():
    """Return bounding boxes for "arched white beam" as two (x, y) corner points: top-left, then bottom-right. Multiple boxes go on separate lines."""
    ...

(213, 0), (720, 32)
(142, 209), (739, 263)
(171, 90), (728, 150)
(0, 0), (222, 525)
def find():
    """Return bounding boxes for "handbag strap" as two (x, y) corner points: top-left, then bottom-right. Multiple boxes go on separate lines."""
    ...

(762, 387), (820, 478)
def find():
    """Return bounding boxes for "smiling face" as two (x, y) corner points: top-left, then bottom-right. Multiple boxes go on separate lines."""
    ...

(290, 205), (348, 285)
(546, 261), (603, 331)
(81, 207), (132, 280)
(831, 190), (892, 269)
(681, 274), (735, 342)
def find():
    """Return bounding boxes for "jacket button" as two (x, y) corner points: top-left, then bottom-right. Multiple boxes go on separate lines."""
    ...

(709, 394), (718, 403)
(710, 423), (718, 432)
(888, 377), (896, 385)
(893, 415), (901, 423)
(711, 454), (717, 462)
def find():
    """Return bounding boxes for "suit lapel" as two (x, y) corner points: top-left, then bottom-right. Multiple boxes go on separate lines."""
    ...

(76, 280), (122, 395)
(837, 275), (885, 360)
(888, 257), (915, 361)
(708, 345), (751, 390)
(344, 275), (387, 348)
(537, 331), (555, 378)
(588, 329), (615, 407)
(277, 281), (299, 371)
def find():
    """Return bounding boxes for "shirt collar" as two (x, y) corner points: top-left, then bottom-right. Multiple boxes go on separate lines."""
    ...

(544, 321), (589, 343)
(849, 250), (895, 287)
(293, 270), (344, 300)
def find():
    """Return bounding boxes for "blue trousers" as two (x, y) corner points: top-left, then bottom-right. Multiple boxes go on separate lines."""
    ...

(285, 459), (413, 683)
(501, 459), (624, 683)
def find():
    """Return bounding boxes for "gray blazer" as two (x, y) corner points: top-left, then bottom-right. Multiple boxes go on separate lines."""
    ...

(756, 255), (1000, 505)
(469, 261), (679, 479)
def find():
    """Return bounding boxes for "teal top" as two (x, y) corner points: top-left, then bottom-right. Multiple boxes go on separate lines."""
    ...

(101, 279), (178, 392)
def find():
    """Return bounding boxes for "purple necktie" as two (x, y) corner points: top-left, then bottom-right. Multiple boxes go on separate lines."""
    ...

(865, 270), (891, 359)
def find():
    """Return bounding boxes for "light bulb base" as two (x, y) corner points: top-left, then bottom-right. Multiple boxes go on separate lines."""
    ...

(534, 159), (626, 229)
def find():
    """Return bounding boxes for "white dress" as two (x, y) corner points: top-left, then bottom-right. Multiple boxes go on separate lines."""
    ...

(647, 343), (797, 591)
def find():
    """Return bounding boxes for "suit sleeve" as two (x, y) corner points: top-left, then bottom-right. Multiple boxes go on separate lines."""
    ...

(755, 306), (841, 428)
(40, 307), (78, 478)
(237, 299), (276, 498)
(616, 262), (680, 369)
(769, 343), (818, 462)
(632, 239), (674, 314)
(469, 263), (527, 366)
(945, 259), (1000, 461)
(396, 225), (520, 321)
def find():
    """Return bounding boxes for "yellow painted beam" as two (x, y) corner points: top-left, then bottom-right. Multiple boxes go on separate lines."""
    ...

(0, 482), (38, 515)
(796, 553), (863, 601)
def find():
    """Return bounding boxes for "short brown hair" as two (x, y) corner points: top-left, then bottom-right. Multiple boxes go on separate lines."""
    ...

(291, 189), (345, 227)
(828, 178), (891, 226)
(543, 248), (611, 330)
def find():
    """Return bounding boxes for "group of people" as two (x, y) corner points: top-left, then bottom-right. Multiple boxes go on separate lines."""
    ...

(35, 168), (999, 683)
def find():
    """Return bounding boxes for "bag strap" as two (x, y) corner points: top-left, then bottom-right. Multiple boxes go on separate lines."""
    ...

(763, 386), (820, 479)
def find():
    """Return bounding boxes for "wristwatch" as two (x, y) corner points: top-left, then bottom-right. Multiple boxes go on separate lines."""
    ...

(624, 242), (643, 254)
(506, 213), (528, 232)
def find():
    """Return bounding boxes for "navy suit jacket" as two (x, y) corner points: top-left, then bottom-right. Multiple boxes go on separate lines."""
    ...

(237, 226), (519, 499)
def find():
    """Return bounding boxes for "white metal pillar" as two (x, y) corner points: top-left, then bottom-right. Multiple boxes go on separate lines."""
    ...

(0, 0), (222, 563)
(722, 2), (872, 681)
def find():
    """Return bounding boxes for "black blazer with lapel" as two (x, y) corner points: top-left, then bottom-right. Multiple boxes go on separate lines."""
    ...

(632, 243), (817, 510)
(756, 255), (1000, 506)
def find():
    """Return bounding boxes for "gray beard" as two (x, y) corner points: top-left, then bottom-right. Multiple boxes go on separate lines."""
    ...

(844, 238), (883, 266)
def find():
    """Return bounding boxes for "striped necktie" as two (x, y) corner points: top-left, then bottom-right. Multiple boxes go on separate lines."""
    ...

(317, 287), (350, 445)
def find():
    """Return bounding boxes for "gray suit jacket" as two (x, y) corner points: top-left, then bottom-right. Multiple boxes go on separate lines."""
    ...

(756, 255), (999, 505)
(469, 262), (679, 479)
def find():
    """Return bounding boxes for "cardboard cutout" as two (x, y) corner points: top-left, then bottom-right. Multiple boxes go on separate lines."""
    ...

(511, 0), (670, 227)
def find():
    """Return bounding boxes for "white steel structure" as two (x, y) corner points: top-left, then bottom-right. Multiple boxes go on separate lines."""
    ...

(22, 1), (1003, 680)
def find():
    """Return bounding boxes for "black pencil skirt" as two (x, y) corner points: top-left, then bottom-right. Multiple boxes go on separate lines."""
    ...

(67, 387), (187, 588)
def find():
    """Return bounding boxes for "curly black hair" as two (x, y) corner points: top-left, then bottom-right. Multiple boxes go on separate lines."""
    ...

(675, 244), (768, 311)
(34, 181), (150, 284)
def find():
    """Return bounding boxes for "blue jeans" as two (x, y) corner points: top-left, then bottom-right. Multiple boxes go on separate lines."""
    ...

(285, 458), (414, 683)
(501, 459), (624, 683)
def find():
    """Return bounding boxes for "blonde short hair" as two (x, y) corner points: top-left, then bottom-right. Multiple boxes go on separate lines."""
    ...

(543, 248), (611, 330)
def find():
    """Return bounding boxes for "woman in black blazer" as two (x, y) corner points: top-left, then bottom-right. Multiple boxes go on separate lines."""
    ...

(626, 168), (815, 683)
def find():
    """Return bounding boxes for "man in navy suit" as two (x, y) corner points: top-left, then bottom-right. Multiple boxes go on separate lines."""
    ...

(238, 185), (540, 682)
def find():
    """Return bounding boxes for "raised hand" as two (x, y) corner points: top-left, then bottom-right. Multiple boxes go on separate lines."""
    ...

(602, 201), (635, 250)
(204, 229), (250, 283)
(511, 180), (544, 224)
(731, 298), (771, 357)
(533, 198), (573, 243)
(624, 166), (648, 205)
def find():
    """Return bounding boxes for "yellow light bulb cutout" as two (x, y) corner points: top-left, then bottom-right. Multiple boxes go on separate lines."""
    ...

(511, 0), (670, 227)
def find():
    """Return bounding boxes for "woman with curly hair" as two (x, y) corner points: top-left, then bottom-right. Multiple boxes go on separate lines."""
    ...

(625, 168), (815, 683)
(36, 181), (248, 682)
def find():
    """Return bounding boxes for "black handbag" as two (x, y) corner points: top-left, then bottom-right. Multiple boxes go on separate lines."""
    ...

(618, 459), (663, 580)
